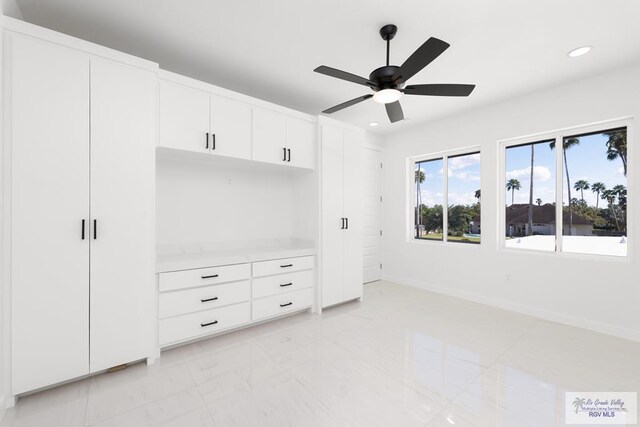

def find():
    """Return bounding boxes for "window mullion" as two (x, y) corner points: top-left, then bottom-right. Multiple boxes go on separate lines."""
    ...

(555, 135), (564, 253)
(443, 156), (448, 242)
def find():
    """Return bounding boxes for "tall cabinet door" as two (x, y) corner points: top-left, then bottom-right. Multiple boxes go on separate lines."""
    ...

(210, 95), (252, 160)
(342, 130), (364, 300)
(89, 58), (156, 372)
(159, 80), (210, 153)
(321, 125), (345, 307)
(10, 35), (90, 394)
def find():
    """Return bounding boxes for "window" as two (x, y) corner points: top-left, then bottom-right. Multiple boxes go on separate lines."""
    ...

(414, 150), (481, 244)
(502, 125), (628, 257)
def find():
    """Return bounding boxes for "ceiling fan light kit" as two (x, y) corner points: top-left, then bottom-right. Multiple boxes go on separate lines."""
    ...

(314, 24), (476, 123)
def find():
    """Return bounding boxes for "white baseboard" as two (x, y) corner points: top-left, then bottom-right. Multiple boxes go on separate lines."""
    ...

(382, 273), (640, 343)
(0, 393), (16, 423)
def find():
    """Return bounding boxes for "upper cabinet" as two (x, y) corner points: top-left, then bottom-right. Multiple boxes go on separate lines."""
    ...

(159, 81), (210, 154)
(253, 108), (316, 169)
(159, 81), (252, 160)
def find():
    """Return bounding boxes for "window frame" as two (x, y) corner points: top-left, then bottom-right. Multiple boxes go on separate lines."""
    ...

(498, 117), (633, 261)
(408, 146), (482, 246)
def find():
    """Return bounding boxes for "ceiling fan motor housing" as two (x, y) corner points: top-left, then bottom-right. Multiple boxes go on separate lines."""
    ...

(369, 65), (401, 91)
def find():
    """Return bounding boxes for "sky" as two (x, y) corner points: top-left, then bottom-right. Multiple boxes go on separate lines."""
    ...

(414, 131), (626, 209)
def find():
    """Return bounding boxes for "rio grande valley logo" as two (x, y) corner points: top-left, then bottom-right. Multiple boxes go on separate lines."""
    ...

(566, 392), (637, 424)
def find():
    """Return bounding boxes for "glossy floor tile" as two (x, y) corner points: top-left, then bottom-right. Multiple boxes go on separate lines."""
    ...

(2, 280), (640, 426)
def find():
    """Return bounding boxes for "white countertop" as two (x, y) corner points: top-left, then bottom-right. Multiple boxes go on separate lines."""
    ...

(156, 239), (315, 273)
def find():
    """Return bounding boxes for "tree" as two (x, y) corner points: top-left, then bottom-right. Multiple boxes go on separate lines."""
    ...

(604, 130), (627, 176)
(612, 184), (627, 212)
(601, 189), (619, 231)
(506, 178), (521, 206)
(415, 168), (425, 237)
(591, 182), (606, 209)
(574, 180), (589, 203)
(550, 137), (579, 232)
(474, 189), (481, 203)
(527, 145), (535, 236)
(536, 198), (542, 206)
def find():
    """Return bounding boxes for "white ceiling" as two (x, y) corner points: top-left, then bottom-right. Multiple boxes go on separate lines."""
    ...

(14, 0), (640, 134)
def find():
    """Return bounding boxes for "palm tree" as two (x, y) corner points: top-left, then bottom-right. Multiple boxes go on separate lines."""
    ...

(550, 137), (579, 232)
(474, 189), (481, 203)
(527, 144), (535, 236)
(591, 182), (606, 209)
(573, 397), (586, 414)
(415, 168), (425, 237)
(506, 178), (521, 206)
(574, 180), (589, 203)
(612, 184), (627, 212)
(604, 130), (627, 176)
(602, 189), (619, 231)
(536, 198), (542, 206)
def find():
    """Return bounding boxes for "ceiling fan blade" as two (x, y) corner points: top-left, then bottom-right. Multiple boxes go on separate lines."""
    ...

(314, 65), (375, 87)
(385, 101), (404, 123)
(322, 94), (373, 114)
(403, 84), (476, 97)
(394, 37), (450, 83)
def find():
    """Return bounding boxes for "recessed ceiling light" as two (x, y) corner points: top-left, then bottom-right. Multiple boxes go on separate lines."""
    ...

(567, 46), (592, 58)
(369, 122), (379, 127)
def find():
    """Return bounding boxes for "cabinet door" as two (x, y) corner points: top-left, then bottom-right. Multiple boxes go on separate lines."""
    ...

(210, 95), (252, 160)
(286, 117), (315, 169)
(159, 80), (210, 153)
(342, 130), (364, 300)
(10, 35), (90, 394)
(252, 108), (287, 165)
(89, 58), (156, 372)
(320, 125), (345, 307)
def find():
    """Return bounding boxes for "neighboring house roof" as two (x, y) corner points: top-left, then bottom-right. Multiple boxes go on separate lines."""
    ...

(505, 203), (592, 225)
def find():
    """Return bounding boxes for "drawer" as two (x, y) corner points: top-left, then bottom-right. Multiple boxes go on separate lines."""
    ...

(252, 256), (315, 278)
(159, 263), (250, 292)
(252, 288), (313, 322)
(159, 302), (250, 346)
(159, 280), (250, 319)
(252, 270), (314, 299)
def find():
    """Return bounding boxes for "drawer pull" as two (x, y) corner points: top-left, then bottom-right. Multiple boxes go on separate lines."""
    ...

(280, 264), (293, 268)
(201, 320), (219, 327)
(201, 274), (219, 279)
(280, 302), (293, 307)
(280, 282), (293, 287)
(201, 297), (219, 303)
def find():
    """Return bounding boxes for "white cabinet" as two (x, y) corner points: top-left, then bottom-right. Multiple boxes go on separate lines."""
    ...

(321, 125), (364, 308)
(159, 81), (252, 160)
(159, 80), (210, 153)
(89, 58), (156, 373)
(10, 35), (91, 396)
(252, 108), (316, 169)
(9, 34), (156, 394)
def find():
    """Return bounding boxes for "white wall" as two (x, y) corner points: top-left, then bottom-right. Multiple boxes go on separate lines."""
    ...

(2, 0), (22, 19)
(381, 64), (640, 342)
(157, 156), (312, 248)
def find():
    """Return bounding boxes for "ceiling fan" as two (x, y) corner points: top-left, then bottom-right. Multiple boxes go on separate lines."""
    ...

(314, 24), (476, 123)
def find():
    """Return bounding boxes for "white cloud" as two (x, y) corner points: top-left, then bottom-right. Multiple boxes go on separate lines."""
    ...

(506, 166), (551, 182)
(617, 166), (625, 175)
(448, 169), (481, 181)
(448, 153), (480, 171)
(448, 192), (478, 206)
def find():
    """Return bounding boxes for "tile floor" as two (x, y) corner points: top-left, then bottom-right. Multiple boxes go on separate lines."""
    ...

(2, 281), (639, 426)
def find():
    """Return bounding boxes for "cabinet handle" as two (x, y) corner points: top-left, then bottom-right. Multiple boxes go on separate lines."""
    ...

(201, 274), (219, 279)
(280, 264), (293, 268)
(81, 219), (86, 240)
(93, 219), (97, 240)
(341, 218), (345, 229)
(201, 297), (219, 303)
(212, 133), (216, 150)
(345, 218), (349, 230)
(206, 132), (209, 149)
(280, 302), (293, 307)
(201, 320), (218, 327)
(280, 282), (293, 287)
(287, 148), (291, 162)
(282, 147), (287, 162)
